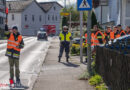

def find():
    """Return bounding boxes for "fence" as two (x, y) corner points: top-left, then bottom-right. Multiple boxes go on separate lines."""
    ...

(95, 46), (130, 90)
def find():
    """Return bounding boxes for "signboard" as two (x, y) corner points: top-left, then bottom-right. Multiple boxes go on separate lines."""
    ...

(60, 12), (70, 16)
(100, 0), (108, 6)
(77, 0), (92, 11)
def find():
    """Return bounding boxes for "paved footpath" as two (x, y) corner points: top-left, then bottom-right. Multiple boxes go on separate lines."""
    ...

(33, 38), (94, 90)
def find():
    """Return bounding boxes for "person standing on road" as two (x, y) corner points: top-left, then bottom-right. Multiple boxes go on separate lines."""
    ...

(58, 26), (72, 62)
(4, 24), (24, 87)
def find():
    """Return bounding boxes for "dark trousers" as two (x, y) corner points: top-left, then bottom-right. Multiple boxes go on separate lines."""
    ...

(8, 57), (20, 79)
(59, 42), (70, 58)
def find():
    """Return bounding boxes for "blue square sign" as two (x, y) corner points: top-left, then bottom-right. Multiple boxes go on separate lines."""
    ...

(77, 0), (92, 11)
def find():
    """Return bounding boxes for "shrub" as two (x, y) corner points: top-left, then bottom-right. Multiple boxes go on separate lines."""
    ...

(95, 83), (108, 90)
(89, 75), (102, 86)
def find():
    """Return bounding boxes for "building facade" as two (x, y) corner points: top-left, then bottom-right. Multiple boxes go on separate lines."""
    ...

(7, 0), (63, 36)
(94, 0), (130, 29)
(7, 0), (45, 36)
(39, 2), (63, 35)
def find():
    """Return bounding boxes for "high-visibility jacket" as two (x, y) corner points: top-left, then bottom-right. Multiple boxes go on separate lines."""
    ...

(115, 30), (120, 38)
(91, 33), (95, 46)
(59, 32), (71, 42)
(120, 30), (126, 36)
(94, 30), (104, 45)
(110, 31), (115, 40)
(104, 32), (110, 41)
(84, 33), (95, 46)
(5, 33), (23, 59)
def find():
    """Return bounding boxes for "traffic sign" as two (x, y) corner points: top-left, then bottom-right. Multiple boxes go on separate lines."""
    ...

(77, 0), (92, 11)
(60, 12), (70, 16)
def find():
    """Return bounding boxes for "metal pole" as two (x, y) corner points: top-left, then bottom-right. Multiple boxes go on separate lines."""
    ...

(65, 0), (66, 8)
(87, 10), (92, 75)
(69, 12), (72, 32)
(80, 11), (83, 63)
(101, 5), (102, 25)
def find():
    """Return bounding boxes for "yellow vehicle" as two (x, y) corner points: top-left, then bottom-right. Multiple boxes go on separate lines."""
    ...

(72, 38), (88, 47)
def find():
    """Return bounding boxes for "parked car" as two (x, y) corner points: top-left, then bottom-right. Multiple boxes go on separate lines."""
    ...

(37, 28), (48, 40)
(105, 35), (130, 54)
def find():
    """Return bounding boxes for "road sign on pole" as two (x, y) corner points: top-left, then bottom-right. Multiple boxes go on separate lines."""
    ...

(77, 0), (92, 74)
(77, 0), (92, 11)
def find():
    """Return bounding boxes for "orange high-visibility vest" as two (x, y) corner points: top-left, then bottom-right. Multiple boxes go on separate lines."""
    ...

(94, 31), (104, 46)
(110, 31), (115, 40)
(120, 30), (126, 36)
(85, 33), (87, 44)
(91, 33), (95, 46)
(85, 33), (95, 46)
(7, 33), (22, 52)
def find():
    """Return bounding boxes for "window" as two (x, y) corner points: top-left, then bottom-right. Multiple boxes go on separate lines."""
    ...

(52, 15), (54, 21)
(25, 15), (27, 21)
(55, 15), (57, 21)
(48, 15), (50, 20)
(54, 7), (56, 10)
(32, 15), (34, 22)
(12, 14), (14, 21)
(0, 17), (3, 24)
(9, 4), (11, 10)
(39, 15), (42, 22)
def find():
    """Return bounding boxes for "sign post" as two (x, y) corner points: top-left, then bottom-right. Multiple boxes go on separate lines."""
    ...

(77, 0), (92, 74)
(80, 11), (83, 63)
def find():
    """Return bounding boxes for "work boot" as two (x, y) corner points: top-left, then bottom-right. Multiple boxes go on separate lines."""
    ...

(58, 57), (61, 62)
(9, 79), (15, 88)
(16, 78), (21, 87)
(66, 57), (69, 62)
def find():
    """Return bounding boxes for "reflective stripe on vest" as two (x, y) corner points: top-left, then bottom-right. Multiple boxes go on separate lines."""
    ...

(120, 30), (126, 36)
(94, 31), (104, 46)
(59, 32), (71, 41)
(7, 33), (22, 52)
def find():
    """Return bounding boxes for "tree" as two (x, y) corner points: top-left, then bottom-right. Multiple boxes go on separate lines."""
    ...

(91, 10), (97, 29)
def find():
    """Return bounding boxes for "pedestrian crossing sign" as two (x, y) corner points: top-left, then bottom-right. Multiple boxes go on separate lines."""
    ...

(77, 0), (92, 11)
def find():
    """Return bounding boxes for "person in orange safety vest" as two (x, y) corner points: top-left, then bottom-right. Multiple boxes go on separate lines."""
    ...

(4, 25), (24, 87)
(93, 25), (104, 46)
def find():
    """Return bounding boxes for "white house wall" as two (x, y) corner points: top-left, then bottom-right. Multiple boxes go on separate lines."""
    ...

(124, 0), (130, 27)
(45, 3), (62, 35)
(8, 13), (22, 33)
(22, 2), (45, 36)
(94, 6), (108, 26)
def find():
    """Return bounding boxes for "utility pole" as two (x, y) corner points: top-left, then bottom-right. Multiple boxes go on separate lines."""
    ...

(80, 11), (83, 63)
(87, 10), (92, 75)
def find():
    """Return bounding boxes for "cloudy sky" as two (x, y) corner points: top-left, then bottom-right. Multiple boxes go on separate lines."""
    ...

(36, 0), (76, 7)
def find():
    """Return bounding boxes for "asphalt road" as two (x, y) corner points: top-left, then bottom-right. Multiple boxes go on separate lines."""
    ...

(0, 36), (52, 89)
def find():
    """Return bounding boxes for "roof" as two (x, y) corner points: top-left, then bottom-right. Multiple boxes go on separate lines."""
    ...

(39, 1), (63, 12)
(7, 0), (33, 13)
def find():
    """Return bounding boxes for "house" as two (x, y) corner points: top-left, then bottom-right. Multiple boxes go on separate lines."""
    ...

(7, 0), (46, 36)
(39, 2), (63, 35)
(7, 0), (63, 36)
(94, 0), (130, 29)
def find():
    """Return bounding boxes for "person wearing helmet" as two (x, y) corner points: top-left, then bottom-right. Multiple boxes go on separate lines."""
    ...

(58, 26), (72, 62)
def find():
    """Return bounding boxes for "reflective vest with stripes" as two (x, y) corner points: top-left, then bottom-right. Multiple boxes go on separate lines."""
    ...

(94, 31), (104, 46)
(59, 32), (71, 42)
(6, 33), (22, 58)
(110, 31), (115, 40)
(85, 33), (95, 46)
(120, 30), (126, 36)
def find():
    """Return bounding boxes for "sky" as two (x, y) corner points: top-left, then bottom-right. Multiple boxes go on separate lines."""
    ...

(36, 0), (76, 7)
